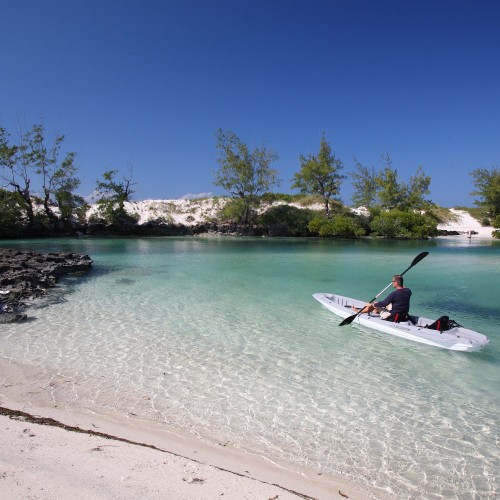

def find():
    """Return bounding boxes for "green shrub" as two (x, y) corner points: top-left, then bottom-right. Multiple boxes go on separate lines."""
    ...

(370, 210), (438, 239)
(492, 216), (500, 239)
(0, 189), (26, 237)
(259, 192), (295, 204)
(95, 202), (140, 225)
(217, 198), (258, 224)
(308, 214), (365, 238)
(259, 205), (316, 235)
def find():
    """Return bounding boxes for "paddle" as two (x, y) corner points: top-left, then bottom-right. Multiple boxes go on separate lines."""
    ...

(339, 251), (429, 326)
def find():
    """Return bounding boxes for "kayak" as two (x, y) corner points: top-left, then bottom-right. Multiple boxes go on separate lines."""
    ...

(313, 293), (490, 352)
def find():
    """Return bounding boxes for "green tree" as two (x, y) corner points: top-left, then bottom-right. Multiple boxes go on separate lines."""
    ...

(492, 214), (500, 239)
(0, 122), (80, 227)
(0, 126), (36, 225)
(292, 135), (345, 216)
(375, 155), (407, 210)
(29, 123), (80, 224)
(404, 165), (432, 210)
(350, 159), (378, 208)
(364, 155), (432, 211)
(55, 178), (88, 224)
(470, 167), (500, 217)
(214, 129), (279, 223)
(0, 188), (25, 237)
(94, 169), (137, 224)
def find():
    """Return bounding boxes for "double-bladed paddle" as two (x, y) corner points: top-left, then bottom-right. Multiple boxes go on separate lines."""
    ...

(339, 251), (429, 326)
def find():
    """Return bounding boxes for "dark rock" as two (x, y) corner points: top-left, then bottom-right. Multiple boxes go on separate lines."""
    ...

(0, 248), (93, 323)
(0, 312), (27, 323)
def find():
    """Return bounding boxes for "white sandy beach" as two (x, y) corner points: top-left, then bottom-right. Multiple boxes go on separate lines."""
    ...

(0, 362), (370, 500)
(0, 203), (494, 500)
(435, 208), (495, 238)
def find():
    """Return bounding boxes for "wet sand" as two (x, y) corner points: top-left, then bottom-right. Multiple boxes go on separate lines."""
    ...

(0, 358), (380, 500)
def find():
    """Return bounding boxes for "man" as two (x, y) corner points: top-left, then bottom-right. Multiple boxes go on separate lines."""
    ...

(353, 275), (412, 322)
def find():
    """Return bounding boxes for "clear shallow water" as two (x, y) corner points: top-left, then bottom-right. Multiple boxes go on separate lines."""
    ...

(1, 236), (499, 498)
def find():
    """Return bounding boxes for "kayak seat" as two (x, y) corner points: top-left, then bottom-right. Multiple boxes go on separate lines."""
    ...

(384, 312), (410, 323)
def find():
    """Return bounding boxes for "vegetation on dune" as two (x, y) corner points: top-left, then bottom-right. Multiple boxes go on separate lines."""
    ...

(0, 122), (85, 234)
(369, 210), (438, 240)
(470, 167), (500, 218)
(258, 205), (317, 236)
(291, 135), (345, 217)
(493, 216), (500, 239)
(213, 128), (280, 225)
(308, 213), (366, 238)
(91, 169), (139, 226)
(0, 121), (498, 239)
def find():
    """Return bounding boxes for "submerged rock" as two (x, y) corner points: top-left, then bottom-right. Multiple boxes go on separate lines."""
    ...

(0, 248), (93, 323)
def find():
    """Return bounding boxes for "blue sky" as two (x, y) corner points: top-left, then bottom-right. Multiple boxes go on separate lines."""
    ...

(1, 0), (499, 207)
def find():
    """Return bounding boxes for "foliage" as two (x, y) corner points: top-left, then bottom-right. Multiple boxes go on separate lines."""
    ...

(30, 124), (80, 223)
(293, 194), (324, 207)
(217, 198), (258, 224)
(369, 210), (438, 239)
(375, 161), (404, 209)
(260, 192), (300, 204)
(470, 167), (500, 217)
(0, 122), (80, 226)
(291, 135), (345, 216)
(213, 129), (280, 223)
(0, 188), (27, 237)
(0, 125), (36, 225)
(405, 166), (432, 210)
(308, 214), (365, 238)
(57, 190), (88, 224)
(351, 155), (431, 212)
(426, 206), (460, 224)
(492, 215), (500, 239)
(260, 192), (324, 207)
(258, 205), (316, 236)
(214, 129), (280, 198)
(351, 159), (378, 208)
(94, 169), (138, 225)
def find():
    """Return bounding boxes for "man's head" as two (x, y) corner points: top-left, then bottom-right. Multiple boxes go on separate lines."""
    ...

(392, 275), (404, 287)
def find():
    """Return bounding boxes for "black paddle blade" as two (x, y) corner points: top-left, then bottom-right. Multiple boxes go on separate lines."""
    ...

(339, 314), (357, 326)
(410, 251), (429, 268)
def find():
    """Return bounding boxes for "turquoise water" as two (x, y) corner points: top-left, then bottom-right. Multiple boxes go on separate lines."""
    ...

(1, 236), (499, 498)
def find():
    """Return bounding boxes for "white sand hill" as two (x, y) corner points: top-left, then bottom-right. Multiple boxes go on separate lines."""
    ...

(89, 199), (495, 238)
(436, 208), (494, 238)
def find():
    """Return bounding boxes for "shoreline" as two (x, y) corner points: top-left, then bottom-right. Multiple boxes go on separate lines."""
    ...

(0, 358), (381, 499)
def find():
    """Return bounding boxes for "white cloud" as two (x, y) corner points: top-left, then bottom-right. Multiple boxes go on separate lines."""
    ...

(180, 192), (213, 200)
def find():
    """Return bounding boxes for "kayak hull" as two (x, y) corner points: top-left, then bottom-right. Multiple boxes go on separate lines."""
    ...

(313, 293), (490, 352)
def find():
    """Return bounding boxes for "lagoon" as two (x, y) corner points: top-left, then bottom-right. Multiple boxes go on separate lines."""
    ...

(1, 236), (499, 497)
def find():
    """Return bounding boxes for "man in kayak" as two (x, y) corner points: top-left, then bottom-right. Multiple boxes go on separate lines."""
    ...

(352, 275), (412, 322)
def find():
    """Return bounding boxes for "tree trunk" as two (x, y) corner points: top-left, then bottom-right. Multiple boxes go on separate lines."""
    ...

(324, 198), (331, 217)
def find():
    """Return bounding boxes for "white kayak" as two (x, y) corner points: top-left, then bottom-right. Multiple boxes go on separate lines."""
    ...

(313, 293), (490, 352)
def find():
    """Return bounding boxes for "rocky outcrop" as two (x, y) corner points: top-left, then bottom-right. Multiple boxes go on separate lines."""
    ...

(0, 249), (93, 323)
